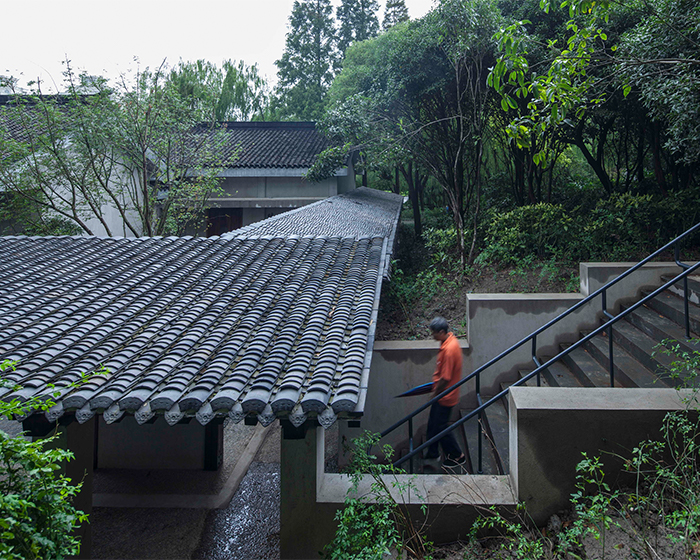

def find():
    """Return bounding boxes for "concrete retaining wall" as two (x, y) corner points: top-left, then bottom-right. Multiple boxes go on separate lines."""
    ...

(339, 263), (683, 461)
(509, 387), (696, 525)
(281, 423), (516, 559)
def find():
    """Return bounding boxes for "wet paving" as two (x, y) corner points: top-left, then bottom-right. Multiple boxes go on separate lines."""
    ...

(193, 462), (281, 560)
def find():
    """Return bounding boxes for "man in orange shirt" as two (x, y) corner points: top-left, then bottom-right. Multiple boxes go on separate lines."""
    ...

(425, 317), (466, 469)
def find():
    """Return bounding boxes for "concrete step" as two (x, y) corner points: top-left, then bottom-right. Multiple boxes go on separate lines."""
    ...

(559, 342), (620, 387)
(622, 303), (700, 357)
(481, 398), (509, 475)
(643, 289), (700, 336)
(539, 359), (584, 387)
(661, 274), (700, 305)
(610, 314), (680, 385)
(518, 369), (550, 387)
(583, 331), (660, 388)
(460, 408), (499, 475)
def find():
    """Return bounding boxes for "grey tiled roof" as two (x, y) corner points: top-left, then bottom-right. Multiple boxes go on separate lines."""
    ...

(0, 234), (388, 428)
(229, 187), (403, 241)
(192, 121), (330, 169)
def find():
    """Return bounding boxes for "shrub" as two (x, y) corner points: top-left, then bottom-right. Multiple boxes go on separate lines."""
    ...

(325, 432), (431, 560)
(478, 203), (580, 265)
(0, 361), (91, 559)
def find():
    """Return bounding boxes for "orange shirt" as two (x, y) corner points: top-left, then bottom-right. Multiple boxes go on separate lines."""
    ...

(432, 332), (462, 407)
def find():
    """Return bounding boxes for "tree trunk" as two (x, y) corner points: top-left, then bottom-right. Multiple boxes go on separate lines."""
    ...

(400, 163), (422, 237)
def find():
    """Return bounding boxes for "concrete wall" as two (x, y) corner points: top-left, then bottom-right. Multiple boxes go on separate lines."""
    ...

(83, 168), (144, 237)
(243, 208), (266, 226)
(97, 416), (206, 470)
(509, 387), (695, 525)
(284, 388), (696, 557)
(579, 262), (682, 304)
(337, 160), (356, 194)
(280, 424), (340, 560)
(347, 263), (680, 451)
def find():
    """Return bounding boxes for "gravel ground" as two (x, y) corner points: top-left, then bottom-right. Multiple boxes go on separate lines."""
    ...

(91, 421), (282, 559)
(192, 462), (281, 560)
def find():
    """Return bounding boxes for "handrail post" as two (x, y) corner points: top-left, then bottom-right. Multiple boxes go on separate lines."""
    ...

(477, 411), (483, 474)
(602, 288), (607, 314)
(602, 288), (614, 386)
(674, 243), (691, 338)
(684, 276), (691, 339)
(608, 322), (614, 387)
(408, 416), (414, 474)
(531, 335), (541, 386)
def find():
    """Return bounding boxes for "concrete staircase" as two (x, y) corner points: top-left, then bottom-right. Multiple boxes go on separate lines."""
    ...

(442, 275), (700, 475)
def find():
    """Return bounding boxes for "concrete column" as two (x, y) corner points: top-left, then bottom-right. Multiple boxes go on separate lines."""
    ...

(36, 417), (95, 559)
(280, 422), (338, 559)
(65, 418), (95, 559)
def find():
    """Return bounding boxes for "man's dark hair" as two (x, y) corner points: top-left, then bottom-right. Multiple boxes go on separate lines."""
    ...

(429, 316), (449, 333)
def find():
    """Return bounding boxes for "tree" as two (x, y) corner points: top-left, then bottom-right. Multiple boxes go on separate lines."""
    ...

(489, 0), (700, 174)
(336, 0), (380, 55)
(0, 63), (227, 237)
(316, 0), (501, 262)
(0, 361), (90, 559)
(382, 0), (410, 30)
(274, 0), (339, 120)
(618, 0), (700, 166)
(167, 59), (270, 121)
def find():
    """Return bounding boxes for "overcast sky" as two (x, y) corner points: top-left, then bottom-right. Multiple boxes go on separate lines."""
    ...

(3, 0), (436, 92)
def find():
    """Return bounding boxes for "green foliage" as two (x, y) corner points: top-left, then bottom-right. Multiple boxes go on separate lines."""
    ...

(617, 0), (700, 164)
(584, 190), (700, 259)
(419, 207), (454, 231)
(472, 504), (550, 559)
(274, 0), (339, 120)
(305, 142), (353, 184)
(325, 432), (431, 559)
(167, 59), (270, 121)
(479, 190), (700, 265)
(0, 63), (227, 237)
(466, 340), (700, 559)
(382, 0), (409, 30)
(423, 227), (461, 267)
(336, 0), (380, 55)
(478, 203), (579, 264)
(0, 361), (95, 559)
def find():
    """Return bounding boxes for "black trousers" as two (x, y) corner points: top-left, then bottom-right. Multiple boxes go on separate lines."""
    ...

(426, 402), (462, 459)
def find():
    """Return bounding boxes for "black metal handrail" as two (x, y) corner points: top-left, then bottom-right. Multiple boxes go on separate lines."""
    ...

(380, 222), (700, 472)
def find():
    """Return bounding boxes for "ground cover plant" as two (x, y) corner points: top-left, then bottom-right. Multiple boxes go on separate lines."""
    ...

(325, 432), (433, 560)
(0, 361), (92, 559)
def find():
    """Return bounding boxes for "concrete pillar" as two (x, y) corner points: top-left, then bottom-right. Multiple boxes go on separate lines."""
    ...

(29, 417), (95, 559)
(280, 422), (338, 559)
(64, 418), (95, 560)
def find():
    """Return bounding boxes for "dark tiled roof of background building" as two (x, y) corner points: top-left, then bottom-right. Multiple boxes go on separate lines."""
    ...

(0, 234), (388, 428)
(192, 121), (330, 169)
